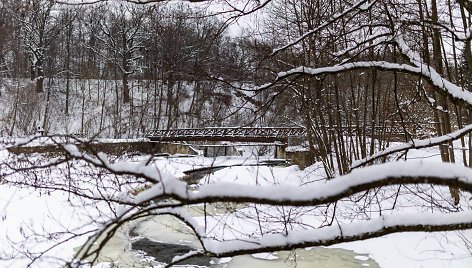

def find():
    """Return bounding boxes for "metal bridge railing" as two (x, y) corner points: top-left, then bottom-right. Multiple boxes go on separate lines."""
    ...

(146, 127), (306, 142)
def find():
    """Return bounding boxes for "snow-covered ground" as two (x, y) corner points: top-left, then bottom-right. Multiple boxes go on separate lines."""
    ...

(0, 142), (471, 267)
(0, 78), (249, 139)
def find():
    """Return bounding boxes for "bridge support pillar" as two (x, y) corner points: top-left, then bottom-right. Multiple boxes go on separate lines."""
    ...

(274, 143), (287, 159)
(286, 150), (314, 170)
(284, 135), (313, 169)
(150, 142), (199, 155)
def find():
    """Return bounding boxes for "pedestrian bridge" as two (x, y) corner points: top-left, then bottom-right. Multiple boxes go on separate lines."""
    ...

(146, 127), (311, 167)
(146, 127), (306, 143)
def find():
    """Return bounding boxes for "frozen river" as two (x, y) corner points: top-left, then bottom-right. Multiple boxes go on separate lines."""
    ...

(88, 213), (379, 268)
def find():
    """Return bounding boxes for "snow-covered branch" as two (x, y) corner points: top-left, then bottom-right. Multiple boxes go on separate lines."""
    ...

(4, 135), (472, 266)
(194, 210), (472, 258)
(351, 124), (472, 169)
(62, 144), (169, 185)
(250, 60), (472, 107)
(130, 161), (472, 207)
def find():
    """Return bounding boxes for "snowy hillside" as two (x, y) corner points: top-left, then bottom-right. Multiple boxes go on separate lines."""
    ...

(0, 78), (252, 138)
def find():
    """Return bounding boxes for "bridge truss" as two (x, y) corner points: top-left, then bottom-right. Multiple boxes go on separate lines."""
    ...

(146, 127), (306, 143)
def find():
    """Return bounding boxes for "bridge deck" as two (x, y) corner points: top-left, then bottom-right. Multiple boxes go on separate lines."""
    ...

(146, 127), (306, 143)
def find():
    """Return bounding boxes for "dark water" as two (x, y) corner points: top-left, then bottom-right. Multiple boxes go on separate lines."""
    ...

(131, 238), (214, 267)
(181, 160), (288, 184)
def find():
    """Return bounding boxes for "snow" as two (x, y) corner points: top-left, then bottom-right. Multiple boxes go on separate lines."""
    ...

(351, 124), (472, 168)
(260, 38), (472, 108)
(1, 141), (472, 267)
(285, 145), (310, 152)
(0, 185), (93, 267)
(126, 160), (472, 208)
(198, 210), (472, 255)
(333, 232), (472, 268)
(171, 250), (202, 264)
(251, 252), (279, 260)
(355, 255), (369, 261)
(0, 0), (469, 266)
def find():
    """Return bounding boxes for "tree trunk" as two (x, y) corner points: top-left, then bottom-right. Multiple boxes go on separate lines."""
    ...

(123, 73), (130, 103)
(431, 0), (459, 204)
(36, 65), (44, 93)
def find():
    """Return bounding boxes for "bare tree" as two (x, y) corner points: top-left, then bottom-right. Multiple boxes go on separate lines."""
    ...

(19, 0), (63, 93)
(96, 2), (148, 103)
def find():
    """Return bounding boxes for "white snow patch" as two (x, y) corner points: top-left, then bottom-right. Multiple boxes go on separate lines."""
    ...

(252, 252), (279, 260)
(355, 255), (370, 261)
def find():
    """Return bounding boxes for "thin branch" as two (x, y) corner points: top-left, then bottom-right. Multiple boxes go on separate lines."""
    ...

(351, 124), (472, 169)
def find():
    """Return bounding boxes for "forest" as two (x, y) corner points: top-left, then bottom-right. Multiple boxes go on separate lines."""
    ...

(1, 0), (472, 267)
